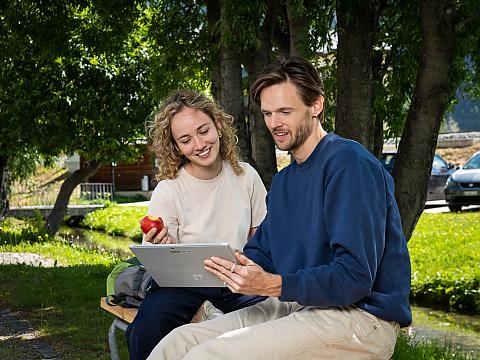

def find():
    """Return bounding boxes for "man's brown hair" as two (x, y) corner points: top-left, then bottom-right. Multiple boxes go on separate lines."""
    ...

(251, 56), (325, 108)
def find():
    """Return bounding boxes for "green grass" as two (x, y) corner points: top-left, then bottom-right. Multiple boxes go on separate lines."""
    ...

(0, 263), (119, 359)
(393, 332), (476, 359)
(408, 212), (480, 314)
(0, 211), (479, 359)
(0, 219), (125, 359)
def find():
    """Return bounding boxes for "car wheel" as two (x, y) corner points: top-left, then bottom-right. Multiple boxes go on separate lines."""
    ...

(448, 205), (462, 212)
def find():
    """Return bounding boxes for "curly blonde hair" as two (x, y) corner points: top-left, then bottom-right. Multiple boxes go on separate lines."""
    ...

(147, 90), (244, 181)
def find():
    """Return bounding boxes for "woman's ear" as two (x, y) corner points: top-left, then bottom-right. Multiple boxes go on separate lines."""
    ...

(215, 121), (223, 138)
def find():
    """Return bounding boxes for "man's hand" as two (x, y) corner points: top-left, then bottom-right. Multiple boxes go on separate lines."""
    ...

(204, 252), (282, 297)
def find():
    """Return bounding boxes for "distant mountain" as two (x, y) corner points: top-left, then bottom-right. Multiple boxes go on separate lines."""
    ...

(442, 95), (480, 133)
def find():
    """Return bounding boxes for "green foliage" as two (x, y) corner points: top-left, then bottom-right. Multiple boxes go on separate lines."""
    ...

(371, 2), (421, 139)
(221, 1), (267, 51)
(0, 0), (152, 181)
(312, 55), (336, 132)
(148, 1), (211, 101)
(409, 212), (480, 314)
(113, 194), (148, 204)
(0, 217), (50, 246)
(81, 205), (148, 241)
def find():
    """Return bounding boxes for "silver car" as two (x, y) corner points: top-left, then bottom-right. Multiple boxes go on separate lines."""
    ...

(380, 152), (455, 201)
(445, 151), (480, 212)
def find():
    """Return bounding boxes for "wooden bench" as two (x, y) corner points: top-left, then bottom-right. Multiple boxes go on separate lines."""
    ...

(100, 297), (221, 360)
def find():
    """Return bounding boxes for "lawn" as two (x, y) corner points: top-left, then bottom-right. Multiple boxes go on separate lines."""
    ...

(0, 221), (122, 359)
(408, 211), (480, 314)
(0, 208), (478, 359)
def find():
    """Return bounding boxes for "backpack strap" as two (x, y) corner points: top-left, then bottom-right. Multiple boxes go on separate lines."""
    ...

(105, 296), (117, 306)
(131, 266), (146, 299)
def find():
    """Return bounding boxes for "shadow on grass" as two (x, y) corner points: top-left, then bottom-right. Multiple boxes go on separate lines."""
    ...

(0, 337), (45, 360)
(0, 263), (129, 360)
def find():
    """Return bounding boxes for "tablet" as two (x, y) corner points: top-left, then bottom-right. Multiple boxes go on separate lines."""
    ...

(130, 243), (238, 287)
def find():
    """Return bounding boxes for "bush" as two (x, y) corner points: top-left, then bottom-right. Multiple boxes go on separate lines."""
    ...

(0, 217), (50, 246)
(113, 194), (148, 204)
(81, 205), (148, 241)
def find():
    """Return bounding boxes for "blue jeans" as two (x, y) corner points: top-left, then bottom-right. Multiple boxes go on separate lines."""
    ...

(125, 284), (266, 360)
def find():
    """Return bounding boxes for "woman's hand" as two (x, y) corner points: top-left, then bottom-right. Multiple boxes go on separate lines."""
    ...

(143, 224), (173, 244)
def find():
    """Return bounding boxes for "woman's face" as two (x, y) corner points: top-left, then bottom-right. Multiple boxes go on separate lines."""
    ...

(170, 107), (222, 178)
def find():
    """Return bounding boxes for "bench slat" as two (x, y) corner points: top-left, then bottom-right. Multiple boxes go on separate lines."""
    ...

(100, 297), (137, 324)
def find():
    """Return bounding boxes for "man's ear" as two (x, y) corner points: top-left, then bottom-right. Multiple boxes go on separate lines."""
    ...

(312, 96), (324, 117)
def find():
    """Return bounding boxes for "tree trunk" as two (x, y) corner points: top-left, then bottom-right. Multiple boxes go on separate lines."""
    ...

(372, 50), (384, 159)
(219, 1), (252, 162)
(249, 97), (277, 188)
(285, 0), (308, 57)
(372, 113), (384, 159)
(206, 0), (222, 101)
(244, 55), (277, 188)
(393, 0), (456, 241)
(241, 0), (280, 188)
(0, 156), (8, 220)
(45, 163), (100, 237)
(335, 1), (377, 151)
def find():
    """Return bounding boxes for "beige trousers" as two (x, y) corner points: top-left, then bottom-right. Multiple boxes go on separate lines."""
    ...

(147, 297), (399, 360)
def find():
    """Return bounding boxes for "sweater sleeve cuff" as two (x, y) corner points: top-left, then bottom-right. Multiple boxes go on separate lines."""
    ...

(279, 273), (301, 302)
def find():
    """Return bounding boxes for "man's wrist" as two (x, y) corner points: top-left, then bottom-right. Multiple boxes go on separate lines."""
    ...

(265, 274), (282, 297)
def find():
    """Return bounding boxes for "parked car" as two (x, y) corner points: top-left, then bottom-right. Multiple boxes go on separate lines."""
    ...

(380, 151), (455, 201)
(445, 151), (480, 212)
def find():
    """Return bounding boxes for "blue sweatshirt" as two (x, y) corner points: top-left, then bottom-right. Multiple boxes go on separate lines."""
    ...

(244, 133), (412, 327)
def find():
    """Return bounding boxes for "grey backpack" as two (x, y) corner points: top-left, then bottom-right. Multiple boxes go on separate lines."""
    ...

(106, 257), (153, 308)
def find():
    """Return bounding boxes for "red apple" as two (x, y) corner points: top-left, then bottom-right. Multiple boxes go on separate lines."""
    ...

(140, 215), (164, 237)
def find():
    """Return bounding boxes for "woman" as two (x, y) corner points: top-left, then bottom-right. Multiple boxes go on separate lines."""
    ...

(126, 90), (267, 360)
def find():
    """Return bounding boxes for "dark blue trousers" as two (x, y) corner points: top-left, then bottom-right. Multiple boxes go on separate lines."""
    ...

(125, 285), (266, 360)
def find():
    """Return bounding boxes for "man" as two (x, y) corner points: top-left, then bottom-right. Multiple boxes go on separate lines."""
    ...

(147, 56), (412, 360)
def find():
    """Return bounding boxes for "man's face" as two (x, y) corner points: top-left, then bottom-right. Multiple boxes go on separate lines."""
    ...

(259, 81), (314, 152)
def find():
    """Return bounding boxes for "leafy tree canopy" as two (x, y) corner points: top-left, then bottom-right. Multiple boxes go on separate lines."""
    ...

(0, 0), (152, 179)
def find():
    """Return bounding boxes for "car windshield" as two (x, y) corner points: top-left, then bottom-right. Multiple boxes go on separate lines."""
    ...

(432, 155), (447, 170)
(463, 154), (480, 170)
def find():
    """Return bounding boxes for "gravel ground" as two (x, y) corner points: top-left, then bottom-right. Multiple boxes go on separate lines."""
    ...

(0, 252), (61, 360)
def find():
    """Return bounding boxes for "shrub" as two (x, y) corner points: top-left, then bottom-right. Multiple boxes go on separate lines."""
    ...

(81, 205), (148, 241)
(0, 217), (50, 246)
